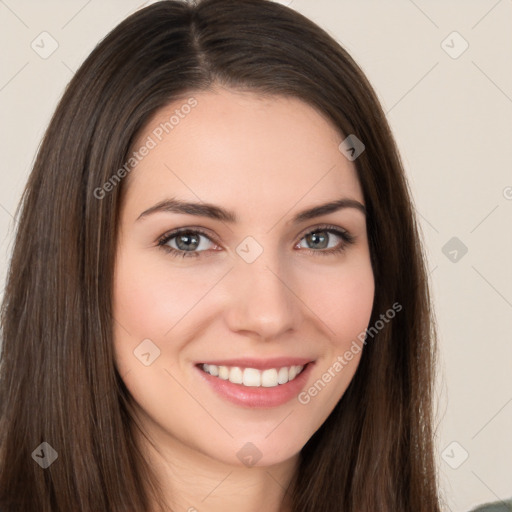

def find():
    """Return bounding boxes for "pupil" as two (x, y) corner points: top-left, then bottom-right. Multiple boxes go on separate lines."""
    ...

(307, 232), (327, 249)
(177, 233), (199, 251)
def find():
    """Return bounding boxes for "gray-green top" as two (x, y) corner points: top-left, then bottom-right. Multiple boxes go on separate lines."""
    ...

(470, 499), (512, 512)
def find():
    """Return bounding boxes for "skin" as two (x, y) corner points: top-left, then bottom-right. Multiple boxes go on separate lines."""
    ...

(112, 87), (375, 512)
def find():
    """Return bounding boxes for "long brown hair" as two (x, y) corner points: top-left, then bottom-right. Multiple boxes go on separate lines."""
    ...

(0, 0), (441, 510)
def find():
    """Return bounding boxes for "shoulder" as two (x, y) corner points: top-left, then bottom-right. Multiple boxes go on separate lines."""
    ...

(469, 500), (512, 512)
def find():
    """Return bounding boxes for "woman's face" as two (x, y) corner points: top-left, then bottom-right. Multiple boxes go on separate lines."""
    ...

(113, 88), (374, 468)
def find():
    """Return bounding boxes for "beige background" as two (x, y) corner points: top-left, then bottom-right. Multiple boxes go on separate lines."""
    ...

(1, 1), (511, 511)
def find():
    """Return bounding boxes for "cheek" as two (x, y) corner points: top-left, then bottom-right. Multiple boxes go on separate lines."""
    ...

(305, 259), (375, 345)
(294, 264), (373, 430)
(112, 249), (216, 339)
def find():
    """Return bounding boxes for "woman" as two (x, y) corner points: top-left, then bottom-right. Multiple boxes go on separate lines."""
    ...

(0, 0), (441, 510)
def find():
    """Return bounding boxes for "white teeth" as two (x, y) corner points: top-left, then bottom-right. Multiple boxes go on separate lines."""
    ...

(201, 363), (305, 387)
(243, 368), (261, 387)
(229, 366), (243, 384)
(261, 368), (278, 387)
(218, 366), (229, 380)
(277, 367), (288, 384)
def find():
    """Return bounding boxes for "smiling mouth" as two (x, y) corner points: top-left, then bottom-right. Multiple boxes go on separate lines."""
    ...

(197, 362), (309, 388)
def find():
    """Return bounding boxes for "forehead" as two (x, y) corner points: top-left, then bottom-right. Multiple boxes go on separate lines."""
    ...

(123, 88), (363, 222)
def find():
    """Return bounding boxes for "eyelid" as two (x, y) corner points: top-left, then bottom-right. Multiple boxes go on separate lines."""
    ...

(295, 223), (354, 243)
(156, 226), (220, 247)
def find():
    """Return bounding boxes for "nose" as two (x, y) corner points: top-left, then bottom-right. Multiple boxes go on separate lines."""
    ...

(223, 249), (303, 340)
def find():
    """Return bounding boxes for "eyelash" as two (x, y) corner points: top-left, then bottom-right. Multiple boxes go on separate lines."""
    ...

(156, 224), (355, 259)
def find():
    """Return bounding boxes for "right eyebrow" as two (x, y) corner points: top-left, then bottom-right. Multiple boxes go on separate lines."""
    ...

(136, 198), (238, 223)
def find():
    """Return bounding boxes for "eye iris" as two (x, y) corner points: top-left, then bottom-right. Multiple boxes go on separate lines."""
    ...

(306, 231), (328, 249)
(175, 232), (200, 251)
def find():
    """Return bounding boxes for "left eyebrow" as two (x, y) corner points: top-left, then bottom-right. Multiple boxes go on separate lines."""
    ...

(289, 198), (366, 224)
(136, 197), (366, 223)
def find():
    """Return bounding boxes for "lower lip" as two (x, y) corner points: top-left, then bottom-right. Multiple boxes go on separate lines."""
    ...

(195, 363), (314, 408)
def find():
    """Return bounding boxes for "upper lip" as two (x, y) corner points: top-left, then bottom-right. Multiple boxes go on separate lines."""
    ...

(196, 357), (314, 370)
